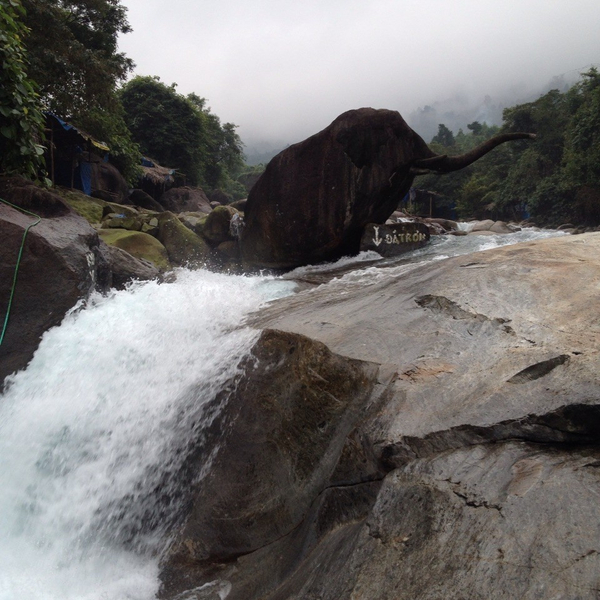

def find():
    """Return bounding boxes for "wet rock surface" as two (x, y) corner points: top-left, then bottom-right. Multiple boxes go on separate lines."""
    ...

(159, 329), (382, 598)
(105, 245), (160, 289)
(161, 233), (600, 599)
(0, 177), (111, 386)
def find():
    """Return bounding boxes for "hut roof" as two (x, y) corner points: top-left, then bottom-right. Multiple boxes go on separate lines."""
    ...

(140, 157), (179, 185)
(45, 113), (110, 152)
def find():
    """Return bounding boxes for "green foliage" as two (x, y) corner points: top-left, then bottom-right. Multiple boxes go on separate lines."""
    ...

(20, 0), (133, 119)
(75, 106), (141, 185)
(562, 69), (600, 191)
(17, 0), (140, 182)
(0, 0), (46, 179)
(419, 68), (600, 226)
(431, 123), (455, 147)
(120, 76), (245, 191)
(120, 76), (207, 185)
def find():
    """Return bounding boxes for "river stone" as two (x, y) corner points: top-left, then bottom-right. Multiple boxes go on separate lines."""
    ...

(159, 186), (212, 214)
(156, 211), (211, 267)
(214, 240), (240, 264)
(424, 217), (459, 231)
(360, 222), (429, 256)
(202, 205), (239, 244)
(101, 202), (140, 219)
(105, 245), (160, 289)
(58, 189), (105, 224)
(98, 228), (170, 271)
(158, 233), (600, 600)
(0, 177), (111, 387)
(178, 212), (208, 236)
(489, 220), (513, 233)
(471, 219), (495, 231)
(129, 188), (165, 212)
(101, 215), (144, 231)
(229, 198), (247, 212)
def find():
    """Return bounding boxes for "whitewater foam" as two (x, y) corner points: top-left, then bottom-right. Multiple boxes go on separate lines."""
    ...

(0, 269), (295, 600)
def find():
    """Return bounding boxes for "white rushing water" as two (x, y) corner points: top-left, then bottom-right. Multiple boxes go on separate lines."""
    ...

(0, 227), (566, 600)
(0, 269), (295, 600)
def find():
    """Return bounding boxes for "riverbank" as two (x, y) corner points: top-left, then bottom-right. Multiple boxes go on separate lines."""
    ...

(161, 232), (600, 599)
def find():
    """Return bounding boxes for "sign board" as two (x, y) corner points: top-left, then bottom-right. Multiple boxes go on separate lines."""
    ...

(360, 222), (430, 256)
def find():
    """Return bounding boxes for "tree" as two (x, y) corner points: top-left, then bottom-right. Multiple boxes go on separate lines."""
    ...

(12, 0), (141, 183)
(0, 0), (46, 179)
(20, 0), (133, 119)
(562, 68), (600, 222)
(419, 69), (600, 226)
(120, 76), (207, 185)
(467, 121), (483, 136)
(431, 123), (455, 147)
(120, 76), (245, 192)
(201, 111), (245, 190)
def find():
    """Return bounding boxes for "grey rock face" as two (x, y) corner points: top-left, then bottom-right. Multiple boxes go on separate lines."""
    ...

(106, 245), (159, 289)
(159, 329), (383, 598)
(161, 233), (600, 599)
(159, 186), (212, 214)
(0, 177), (111, 387)
(360, 222), (430, 256)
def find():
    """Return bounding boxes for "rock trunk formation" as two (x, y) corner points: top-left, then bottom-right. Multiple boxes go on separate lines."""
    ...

(161, 233), (600, 599)
(241, 108), (533, 270)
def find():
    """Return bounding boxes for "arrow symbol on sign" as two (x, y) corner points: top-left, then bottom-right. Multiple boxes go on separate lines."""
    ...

(373, 226), (383, 247)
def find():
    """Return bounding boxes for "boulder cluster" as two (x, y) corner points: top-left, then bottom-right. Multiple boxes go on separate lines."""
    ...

(0, 176), (244, 385)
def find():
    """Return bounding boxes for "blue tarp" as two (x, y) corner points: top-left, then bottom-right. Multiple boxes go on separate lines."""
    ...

(78, 161), (92, 195)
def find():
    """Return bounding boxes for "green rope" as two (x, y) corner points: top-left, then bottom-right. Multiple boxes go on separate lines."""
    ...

(0, 198), (42, 346)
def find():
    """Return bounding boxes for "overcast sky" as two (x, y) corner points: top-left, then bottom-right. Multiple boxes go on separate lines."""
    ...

(117, 0), (600, 150)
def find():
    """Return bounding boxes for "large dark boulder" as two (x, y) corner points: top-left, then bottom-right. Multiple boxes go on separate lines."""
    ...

(241, 108), (533, 270)
(92, 161), (130, 204)
(0, 177), (111, 387)
(159, 329), (381, 598)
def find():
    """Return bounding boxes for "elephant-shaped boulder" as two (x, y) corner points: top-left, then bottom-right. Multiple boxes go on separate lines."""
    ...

(241, 108), (533, 270)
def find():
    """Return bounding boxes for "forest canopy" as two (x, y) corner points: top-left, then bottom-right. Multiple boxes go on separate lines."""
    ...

(119, 76), (245, 191)
(418, 68), (600, 226)
(1, 0), (244, 191)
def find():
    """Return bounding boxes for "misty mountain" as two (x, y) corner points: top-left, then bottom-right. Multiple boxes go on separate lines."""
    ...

(407, 73), (577, 142)
(244, 141), (289, 166)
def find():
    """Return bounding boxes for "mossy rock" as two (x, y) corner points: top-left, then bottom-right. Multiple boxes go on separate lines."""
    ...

(98, 229), (170, 271)
(101, 215), (146, 231)
(103, 202), (140, 218)
(202, 205), (240, 244)
(179, 213), (209, 237)
(57, 190), (105, 224)
(157, 211), (211, 267)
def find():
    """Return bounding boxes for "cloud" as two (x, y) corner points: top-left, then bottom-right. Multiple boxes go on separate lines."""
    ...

(118, 0), (600, 146)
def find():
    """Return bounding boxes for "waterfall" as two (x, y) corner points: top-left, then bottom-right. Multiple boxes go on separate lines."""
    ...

(0, 269), (295, 600)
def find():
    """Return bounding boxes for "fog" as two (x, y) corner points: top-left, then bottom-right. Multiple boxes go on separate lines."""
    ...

(117, 0), (600, 156)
